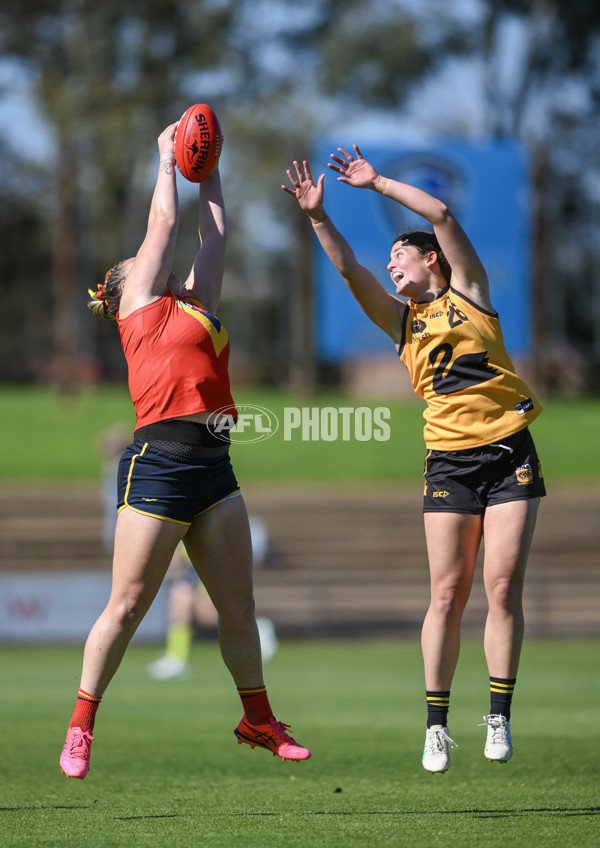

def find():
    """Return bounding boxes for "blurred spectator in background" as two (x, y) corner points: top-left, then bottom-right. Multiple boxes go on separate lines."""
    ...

(147, 518), (277, 680)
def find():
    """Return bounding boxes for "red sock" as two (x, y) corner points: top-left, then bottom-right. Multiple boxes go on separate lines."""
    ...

(237, 685), (273, 725)
(69, 688), (102, 732)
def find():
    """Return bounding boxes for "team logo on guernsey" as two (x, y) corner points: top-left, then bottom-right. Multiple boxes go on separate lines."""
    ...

(515, 464), (533, 485)
(412, 318), (427, 334)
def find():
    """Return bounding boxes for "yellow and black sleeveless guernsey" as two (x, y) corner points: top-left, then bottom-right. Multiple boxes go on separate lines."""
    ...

(397, 287), (541, 450)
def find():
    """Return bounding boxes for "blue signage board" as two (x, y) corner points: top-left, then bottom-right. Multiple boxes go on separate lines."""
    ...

(312, 139), (531, 360)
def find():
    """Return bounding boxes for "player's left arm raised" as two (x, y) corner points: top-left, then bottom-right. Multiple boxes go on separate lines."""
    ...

(330, 145), (493, 312)
(180, 167), (227, 315)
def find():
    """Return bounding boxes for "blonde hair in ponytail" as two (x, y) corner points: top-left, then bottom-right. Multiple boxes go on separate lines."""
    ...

(87, 261), (128, 320)
(87, 298), (112, 320)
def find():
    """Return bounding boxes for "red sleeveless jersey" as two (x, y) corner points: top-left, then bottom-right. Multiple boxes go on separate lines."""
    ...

(117, 292), (236, 429)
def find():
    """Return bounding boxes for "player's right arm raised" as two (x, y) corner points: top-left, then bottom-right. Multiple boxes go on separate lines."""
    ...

(282, 159), (405, 343)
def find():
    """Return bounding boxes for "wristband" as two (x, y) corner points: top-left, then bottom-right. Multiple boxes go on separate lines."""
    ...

(160, 153), (176, 162)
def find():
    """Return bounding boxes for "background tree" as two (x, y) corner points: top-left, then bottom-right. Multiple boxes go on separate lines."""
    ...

(0, 0), (464, 387)
(1, 0), (599, 390)
(0, 138), (53, 381)
(400, 0), (600, 390)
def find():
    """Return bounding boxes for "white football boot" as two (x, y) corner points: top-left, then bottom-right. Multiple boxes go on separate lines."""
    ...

(480, 714), (513, 762)
(422, 725), (457, 774)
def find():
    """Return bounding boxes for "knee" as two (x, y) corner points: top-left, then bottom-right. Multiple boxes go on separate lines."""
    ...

(108, 584), (151, 631)
(216, 590), (256, 624)
(487, 576), (522, 612)
(430, 582), (466, 619)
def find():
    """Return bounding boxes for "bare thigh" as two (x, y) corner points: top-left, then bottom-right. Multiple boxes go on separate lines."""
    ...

(183, 495), (254, 615)
(482, 499), (540, 601)
(424, 511), (483, 602)
(109, 507), (187, 614)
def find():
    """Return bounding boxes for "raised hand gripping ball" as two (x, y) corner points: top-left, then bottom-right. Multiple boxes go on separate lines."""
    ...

(175, 104), (223, 183)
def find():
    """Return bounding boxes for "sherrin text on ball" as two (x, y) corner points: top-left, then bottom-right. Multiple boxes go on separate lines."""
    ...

(175, 103), (223, 183)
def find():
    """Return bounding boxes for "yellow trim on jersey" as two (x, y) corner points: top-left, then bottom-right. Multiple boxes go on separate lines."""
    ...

(175, 297), (229, 357)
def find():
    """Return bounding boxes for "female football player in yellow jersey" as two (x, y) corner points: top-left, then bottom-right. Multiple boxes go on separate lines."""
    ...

(283, 146), (546, 774)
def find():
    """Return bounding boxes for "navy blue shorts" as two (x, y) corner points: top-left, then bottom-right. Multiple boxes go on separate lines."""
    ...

(423, 427), (546, 514)
(117, 440), (240, 526)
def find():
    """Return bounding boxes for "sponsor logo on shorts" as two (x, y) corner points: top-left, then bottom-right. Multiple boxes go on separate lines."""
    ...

(515, 464), (533, 485)
(432, 490), (449, 498)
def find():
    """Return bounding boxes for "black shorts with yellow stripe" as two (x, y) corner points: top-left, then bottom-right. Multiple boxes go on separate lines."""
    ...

(423, 427), (546, 514)
(117, 419), (240, 525)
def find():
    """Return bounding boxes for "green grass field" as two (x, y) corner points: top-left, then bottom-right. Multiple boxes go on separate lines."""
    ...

(1, 385), (600, 484)
(2, 387), (599, 846)
(2, 639), (599, 848)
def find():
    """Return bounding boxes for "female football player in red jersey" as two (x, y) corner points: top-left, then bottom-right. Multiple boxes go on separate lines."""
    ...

(283, 146), (545, 774)
(59, 121), (310, 779)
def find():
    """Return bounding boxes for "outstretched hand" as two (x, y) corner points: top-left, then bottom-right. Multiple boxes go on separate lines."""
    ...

(281, 160), (326, 220)
(328, 145), (379, 189)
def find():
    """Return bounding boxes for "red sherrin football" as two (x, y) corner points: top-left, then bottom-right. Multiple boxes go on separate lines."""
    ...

(175, 103), (223, 183)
